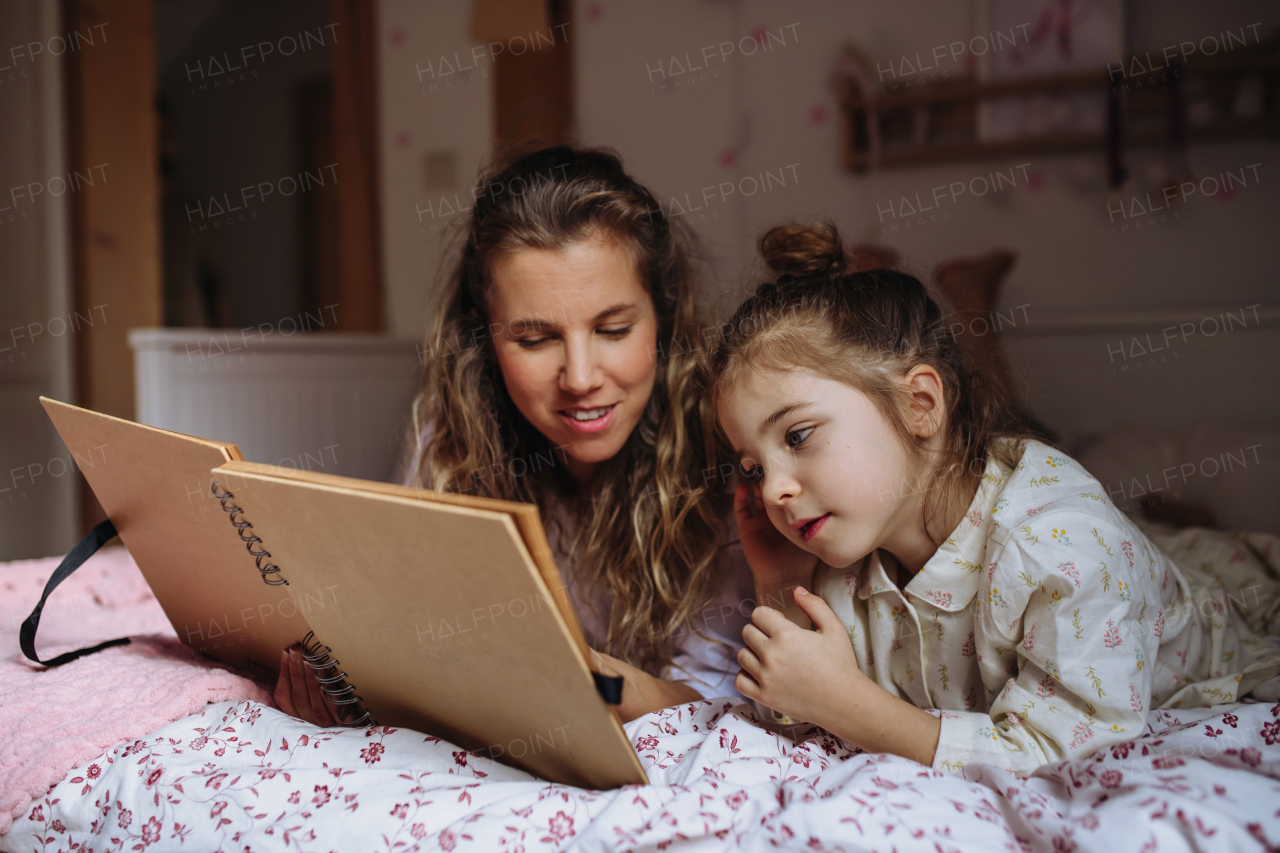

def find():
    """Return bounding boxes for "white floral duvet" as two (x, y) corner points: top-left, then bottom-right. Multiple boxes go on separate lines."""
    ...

(5, 695), (1279, 852)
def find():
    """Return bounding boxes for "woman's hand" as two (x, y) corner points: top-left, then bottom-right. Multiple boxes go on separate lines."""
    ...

(271, 639), (697, 728)
(273, 644), (340, 727)
(590, 648), (703, 723)
(736, 588), (940, 766)
(734, 482), (818, 628)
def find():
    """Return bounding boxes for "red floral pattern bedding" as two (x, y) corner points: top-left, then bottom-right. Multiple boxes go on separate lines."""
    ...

(6, 696), (1278, 852)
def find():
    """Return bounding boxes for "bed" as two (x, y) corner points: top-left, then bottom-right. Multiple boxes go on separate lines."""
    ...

(2, 541), (1278, 852)
(4, 297), (1276, 851)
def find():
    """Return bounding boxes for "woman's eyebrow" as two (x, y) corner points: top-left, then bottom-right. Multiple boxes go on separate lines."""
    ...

(509, 302), (637, 331)
(508, 317), (557, 332)
(592, 302), (638, 320)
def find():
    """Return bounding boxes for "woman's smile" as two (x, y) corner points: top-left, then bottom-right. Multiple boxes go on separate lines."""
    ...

(558, 403), (618, 433)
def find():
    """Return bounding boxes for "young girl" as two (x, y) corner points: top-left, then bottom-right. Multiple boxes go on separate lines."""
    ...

(705, 221), (1280, 774)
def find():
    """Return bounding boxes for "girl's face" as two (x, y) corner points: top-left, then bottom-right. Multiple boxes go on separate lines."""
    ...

(717, 366), (924, 570)
(487, 235), (659, 484)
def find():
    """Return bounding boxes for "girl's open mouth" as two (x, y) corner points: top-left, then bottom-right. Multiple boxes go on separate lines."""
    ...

(559, 403), (617, 434)
(800, 513), (830, 542)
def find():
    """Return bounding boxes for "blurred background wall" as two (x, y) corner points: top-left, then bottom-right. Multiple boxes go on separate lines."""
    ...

(2, 0), (1277, 560)
(381, 0), (1279, 335)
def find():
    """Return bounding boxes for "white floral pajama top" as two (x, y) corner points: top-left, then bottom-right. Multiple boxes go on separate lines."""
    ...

(814, 438), (1280, 776)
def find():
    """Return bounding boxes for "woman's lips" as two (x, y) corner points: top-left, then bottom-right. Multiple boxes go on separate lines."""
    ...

(558, 403), (617, 434)
(794, 513), (831, 543)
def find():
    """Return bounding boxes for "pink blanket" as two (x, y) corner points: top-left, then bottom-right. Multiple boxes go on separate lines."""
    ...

(0, 546), (272, 834)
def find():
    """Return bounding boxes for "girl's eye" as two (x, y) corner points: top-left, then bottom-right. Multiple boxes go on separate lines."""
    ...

(785, 426), (814, 448)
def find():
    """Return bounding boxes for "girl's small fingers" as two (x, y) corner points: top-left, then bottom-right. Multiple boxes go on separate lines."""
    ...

(751, 605), (790, 637)
(736, 646), (761, 676)
(742, 623), (769, 652)
(732, 483), (750, 518)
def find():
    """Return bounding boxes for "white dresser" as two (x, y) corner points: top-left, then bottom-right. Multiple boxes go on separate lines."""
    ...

(129, 329), (422, 484)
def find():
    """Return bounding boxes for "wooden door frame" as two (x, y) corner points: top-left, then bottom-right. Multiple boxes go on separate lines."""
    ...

(61, 0), (386, 531)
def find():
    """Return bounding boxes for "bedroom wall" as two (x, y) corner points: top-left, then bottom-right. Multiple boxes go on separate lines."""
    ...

(572, 0), (1280, 316)
(376, 0), (1278, 340)
(377, 0), (492, 342)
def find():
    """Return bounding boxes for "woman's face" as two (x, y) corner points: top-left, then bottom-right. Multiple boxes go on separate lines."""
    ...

(486, 235), (659, 484)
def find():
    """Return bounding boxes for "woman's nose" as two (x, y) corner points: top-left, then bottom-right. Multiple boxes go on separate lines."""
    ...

(560, 336), (602, 394)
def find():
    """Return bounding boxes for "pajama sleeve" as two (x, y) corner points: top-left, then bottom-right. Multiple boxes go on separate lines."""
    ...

(665, 538), (756, 702)
(932, 509), (1162, 775)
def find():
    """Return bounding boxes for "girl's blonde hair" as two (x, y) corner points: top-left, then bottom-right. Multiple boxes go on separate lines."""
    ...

(409, 145), (726, 676)
(705, 221), (1037, 544)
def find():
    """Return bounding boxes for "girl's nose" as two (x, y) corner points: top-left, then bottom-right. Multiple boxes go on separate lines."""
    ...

(760, 471), (799, 506)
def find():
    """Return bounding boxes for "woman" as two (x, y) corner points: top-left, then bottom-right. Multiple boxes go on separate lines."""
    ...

(275, 145), (755, 725)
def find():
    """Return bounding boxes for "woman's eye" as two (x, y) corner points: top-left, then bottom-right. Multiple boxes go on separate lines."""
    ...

(785, 426), (814, 448)
(516, 337), (550, 348)
(600, 326), (632, 338)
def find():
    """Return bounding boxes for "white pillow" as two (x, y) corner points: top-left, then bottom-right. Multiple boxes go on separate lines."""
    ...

(1075, 425), (1277, 534)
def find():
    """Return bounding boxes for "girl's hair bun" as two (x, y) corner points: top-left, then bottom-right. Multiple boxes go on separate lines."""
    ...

(758, 221), (848, 279)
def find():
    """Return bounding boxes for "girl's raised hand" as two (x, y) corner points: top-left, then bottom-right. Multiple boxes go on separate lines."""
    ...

(734, 482), (818, 614)
(734, 586), (863, 728)
(737, 587), (942, 766)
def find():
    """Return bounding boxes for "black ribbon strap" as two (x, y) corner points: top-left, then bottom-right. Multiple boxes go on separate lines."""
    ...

(19, 519), (131, 667)
(592, 671), (624, 705)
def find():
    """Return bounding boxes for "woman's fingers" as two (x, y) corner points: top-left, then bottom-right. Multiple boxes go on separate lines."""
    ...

(302, 652), (339, 726)
(275, 645), (342, 727)
(736, 646), (761, 677)
(590, 647), (621, 677)
(287, 646), (318, 723)
(274, 649), (297, 716)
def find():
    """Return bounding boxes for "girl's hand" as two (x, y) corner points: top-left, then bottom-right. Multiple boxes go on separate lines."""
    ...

(736, 588), (941, 766)
(589, 648), (703, 722)
(273, 644), (340, 727)
(734, 587), (862, 726)
(734, 482), (818, 627)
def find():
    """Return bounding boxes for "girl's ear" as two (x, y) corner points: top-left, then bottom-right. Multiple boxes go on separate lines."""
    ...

(903, 365), (946, 440)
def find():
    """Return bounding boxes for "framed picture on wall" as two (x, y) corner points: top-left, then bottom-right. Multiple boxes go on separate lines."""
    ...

(976, 0), (1126, 139)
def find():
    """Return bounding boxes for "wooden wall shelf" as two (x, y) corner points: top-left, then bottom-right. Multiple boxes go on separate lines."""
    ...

(840, 44), (1280, 172)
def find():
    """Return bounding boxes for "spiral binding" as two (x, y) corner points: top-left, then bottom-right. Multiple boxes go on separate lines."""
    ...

(301, 630), (373, 726)
(210, 479), (288, 586)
